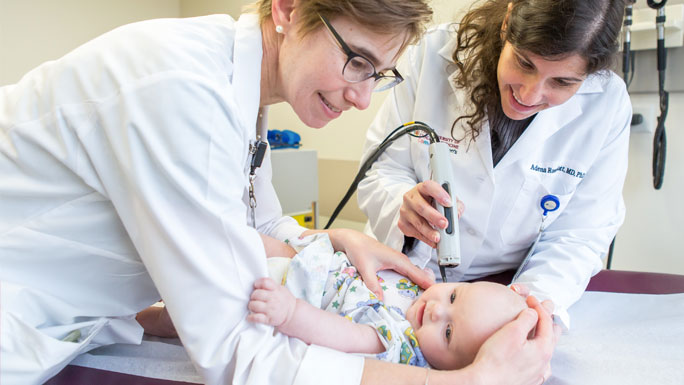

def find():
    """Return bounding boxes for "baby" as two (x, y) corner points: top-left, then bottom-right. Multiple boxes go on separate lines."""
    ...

(248, 233), (526, 370)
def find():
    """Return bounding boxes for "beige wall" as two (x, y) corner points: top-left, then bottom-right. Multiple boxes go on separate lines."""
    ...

(0, 0), (181, 86)
(0, 0), (256, 86)
(619, 4), (684, 276)
(180, 0), (248, 18)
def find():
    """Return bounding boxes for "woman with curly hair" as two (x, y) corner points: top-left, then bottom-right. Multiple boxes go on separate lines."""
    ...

(0, 0), (559, 383)
(359, 0), (630, 330)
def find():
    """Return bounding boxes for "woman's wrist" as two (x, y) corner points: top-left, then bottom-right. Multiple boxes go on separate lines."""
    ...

(360, 361), (479, 385)
(424, 367), (477, 385)
(301, 228), (354, 252)
(325, 228), (353, 251)
(453, 364), (483, 385)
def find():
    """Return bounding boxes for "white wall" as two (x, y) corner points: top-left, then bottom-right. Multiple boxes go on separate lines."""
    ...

(0, 0), (181, 86)
(617, 93), (684, 275)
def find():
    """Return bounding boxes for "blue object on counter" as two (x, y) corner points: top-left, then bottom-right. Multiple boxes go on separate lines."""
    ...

(268, 130), (301, 149)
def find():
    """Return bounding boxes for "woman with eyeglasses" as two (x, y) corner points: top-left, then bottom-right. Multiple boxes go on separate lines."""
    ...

(0, 0), (556, 384)
(359, 0), (630, 338)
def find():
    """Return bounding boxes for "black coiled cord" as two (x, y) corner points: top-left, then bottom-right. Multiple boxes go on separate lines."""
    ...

(653, 89), (668, 189)
(324, 121), (438, 229)
(648, 0), (668, 189)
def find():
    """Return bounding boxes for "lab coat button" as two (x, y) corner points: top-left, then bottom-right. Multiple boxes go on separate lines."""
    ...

(467, 228), (477, 236)
(446, 270), (454, 277)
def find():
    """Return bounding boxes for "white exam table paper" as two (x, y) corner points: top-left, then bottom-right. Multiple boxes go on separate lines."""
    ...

(70, 291), (684, 384)
(547, 291), (684, 385)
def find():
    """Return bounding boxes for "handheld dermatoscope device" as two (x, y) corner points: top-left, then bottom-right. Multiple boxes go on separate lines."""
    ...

(324, 121), (461, 282)
(429, 142), (461, 282)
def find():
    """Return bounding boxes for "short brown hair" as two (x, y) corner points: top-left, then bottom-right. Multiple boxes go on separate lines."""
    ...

(252, 0), (432, 51)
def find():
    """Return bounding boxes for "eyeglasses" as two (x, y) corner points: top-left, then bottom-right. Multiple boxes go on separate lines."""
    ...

(318, 14), (403, 92)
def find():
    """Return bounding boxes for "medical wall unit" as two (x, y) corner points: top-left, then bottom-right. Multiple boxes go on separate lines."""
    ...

(627, 3), (683, 51)
(620, 1), (680, 191)
(270, 148), (318, 229)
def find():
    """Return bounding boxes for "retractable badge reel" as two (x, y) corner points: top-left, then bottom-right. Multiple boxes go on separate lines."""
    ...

(248, 139), (268, 228)
(539, 194), (560, 230)
(512, 194), (559, 281)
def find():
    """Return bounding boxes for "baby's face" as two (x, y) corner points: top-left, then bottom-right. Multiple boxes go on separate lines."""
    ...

(404, 281), (526, 370)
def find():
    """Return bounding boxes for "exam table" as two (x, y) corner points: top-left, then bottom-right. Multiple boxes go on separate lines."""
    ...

(47, 269), (684, 385)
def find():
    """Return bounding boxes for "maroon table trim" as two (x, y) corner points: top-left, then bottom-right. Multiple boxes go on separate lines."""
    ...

(45, 365), (197, 385)
(586, 269), (684, 294)
(471, 269), (684, 294)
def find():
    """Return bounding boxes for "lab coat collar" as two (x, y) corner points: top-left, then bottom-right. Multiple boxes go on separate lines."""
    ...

(437, 25), (459, 64)
(575, 73), (606, 94)
(494, 74), (607, 170)
(233, 14), (263, 139)
(494, 93), (583, 170)
(437, 29), (461, 98)
(437, 34), (498, 180)
(436, 32), (601, 175)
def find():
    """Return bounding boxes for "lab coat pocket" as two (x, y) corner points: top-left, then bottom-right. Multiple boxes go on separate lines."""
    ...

(1, 314), (108, 385)
(499, 180), (572, 248)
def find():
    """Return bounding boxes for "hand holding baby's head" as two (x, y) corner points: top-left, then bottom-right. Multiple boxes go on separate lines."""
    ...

(405, 281), (527, 370)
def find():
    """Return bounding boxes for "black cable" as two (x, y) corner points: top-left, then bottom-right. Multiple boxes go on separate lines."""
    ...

(606, 237), (616, 270)
(647, 0), (667, 8)
(653, 90), (668, 189)
(648, 0), (668, 189)
(627, 53), (635, 88)
(608, 1), (637, 268)
(609, 2), (637, 268)
(324, 121), (437, 229)
(623, 4), (633, 87)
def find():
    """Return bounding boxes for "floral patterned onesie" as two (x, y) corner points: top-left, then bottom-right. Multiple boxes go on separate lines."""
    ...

(268, 233), (429, 367)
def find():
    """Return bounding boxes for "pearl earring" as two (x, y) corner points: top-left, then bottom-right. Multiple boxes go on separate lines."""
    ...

(275, 25), (284, 33)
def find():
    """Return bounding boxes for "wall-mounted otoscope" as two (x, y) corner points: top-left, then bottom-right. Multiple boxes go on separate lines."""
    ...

(623, 2), (635, 87)
(324, 121), (461, 283)
(647, 0), (668, 189)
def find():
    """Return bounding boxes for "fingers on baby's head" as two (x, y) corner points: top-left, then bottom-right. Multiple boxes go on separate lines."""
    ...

(469, 281), (528, 330)
(423, 267), (436, 284)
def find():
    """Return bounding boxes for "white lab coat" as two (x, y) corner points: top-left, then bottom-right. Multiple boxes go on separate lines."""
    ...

(0, 14), (362, 385)
(357, 25), (631, 326)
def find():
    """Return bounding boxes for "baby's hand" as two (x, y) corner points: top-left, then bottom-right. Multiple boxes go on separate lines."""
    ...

(247, 277), (296, 328)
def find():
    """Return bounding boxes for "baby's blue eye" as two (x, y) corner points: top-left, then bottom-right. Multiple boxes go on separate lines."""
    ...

(450, 292), (456, 304)
(446, 325), (452, 342)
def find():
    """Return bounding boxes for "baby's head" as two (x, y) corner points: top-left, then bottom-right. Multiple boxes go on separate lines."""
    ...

(404, 281), (526, 370)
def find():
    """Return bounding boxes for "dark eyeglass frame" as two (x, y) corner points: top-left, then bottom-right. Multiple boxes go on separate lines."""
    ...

(318, 14), (403, 92)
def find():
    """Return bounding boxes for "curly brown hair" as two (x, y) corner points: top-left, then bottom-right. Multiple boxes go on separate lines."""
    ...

(451, 0), (626, 142)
